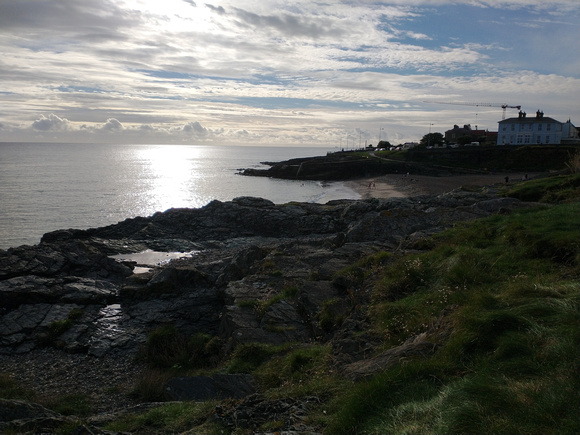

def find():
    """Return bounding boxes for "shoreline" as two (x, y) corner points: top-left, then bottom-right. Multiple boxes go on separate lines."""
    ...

(346, 172), (539, 199)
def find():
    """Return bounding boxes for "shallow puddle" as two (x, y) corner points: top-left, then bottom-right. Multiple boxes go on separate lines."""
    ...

(110, 249), (198, 270)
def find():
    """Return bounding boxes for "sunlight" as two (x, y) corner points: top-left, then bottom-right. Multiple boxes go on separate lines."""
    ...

(136, 145), (205, 212)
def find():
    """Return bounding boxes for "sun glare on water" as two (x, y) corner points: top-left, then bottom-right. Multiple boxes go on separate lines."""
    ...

(136, 145), (205, 212)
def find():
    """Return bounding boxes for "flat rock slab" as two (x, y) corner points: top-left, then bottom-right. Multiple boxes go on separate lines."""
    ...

(165, 374), (256, 401)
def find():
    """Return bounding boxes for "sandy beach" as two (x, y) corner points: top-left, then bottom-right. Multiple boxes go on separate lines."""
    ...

(347, 172), (538, 199)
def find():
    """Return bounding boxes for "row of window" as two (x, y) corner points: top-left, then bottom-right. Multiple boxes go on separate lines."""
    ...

(503, 123), (553, 132)
(500, 134), (552, 144)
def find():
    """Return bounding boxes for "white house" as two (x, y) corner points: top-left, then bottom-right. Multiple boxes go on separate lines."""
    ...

(497, 111), (578, 145)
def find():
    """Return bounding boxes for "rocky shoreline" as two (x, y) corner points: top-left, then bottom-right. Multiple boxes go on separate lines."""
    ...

(0, 184), (537, 433)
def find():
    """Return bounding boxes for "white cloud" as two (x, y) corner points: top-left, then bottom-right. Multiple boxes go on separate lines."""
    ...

(99, 118), (124, 132)
(182, 121), (209, 136)
(32, 114), (70, 131)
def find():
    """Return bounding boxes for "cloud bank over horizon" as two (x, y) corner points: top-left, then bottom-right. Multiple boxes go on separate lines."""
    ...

(1, 0), (578, 146)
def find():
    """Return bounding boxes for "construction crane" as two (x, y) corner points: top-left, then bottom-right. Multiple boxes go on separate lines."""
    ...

(424, 101), (522, 120)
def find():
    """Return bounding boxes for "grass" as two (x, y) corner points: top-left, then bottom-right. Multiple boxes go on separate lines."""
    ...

(502, 173), (580, 203)
(325, 202), (580, 434)
(237, 284), (299, 318)
(106, 401), (220, 434)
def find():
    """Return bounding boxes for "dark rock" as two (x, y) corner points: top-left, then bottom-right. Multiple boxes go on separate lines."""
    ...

(164, 374), (256, 401)
(1, 190), (529, 361)
(0, 399), (74, 433)
(212, 393), (322, 433)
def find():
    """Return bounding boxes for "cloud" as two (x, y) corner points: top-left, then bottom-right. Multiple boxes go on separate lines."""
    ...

(32, 114), (70, 131)
(99, 118), (124, 132)
(205, 3), (225, 14)
(182, 121), (209, 136)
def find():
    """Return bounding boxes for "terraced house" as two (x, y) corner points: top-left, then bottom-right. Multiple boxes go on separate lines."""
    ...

(497, 110), (579, 145)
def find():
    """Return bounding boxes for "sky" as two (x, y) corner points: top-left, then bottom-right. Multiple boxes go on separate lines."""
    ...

(1, 0), (579, 147)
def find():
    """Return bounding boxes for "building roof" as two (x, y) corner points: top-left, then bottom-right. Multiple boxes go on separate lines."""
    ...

(498, 116), (560, 124)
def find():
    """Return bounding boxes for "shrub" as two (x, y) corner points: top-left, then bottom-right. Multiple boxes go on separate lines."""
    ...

(140, 325), (222, 370)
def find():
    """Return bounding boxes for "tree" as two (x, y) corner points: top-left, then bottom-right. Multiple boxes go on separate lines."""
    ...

(420, 132), (444, 148)
(377, 140), (392, 149)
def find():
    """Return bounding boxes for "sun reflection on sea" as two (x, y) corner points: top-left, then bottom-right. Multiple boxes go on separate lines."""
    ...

(135, 145), (205, 212)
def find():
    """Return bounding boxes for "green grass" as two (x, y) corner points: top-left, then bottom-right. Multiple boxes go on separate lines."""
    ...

(503, 173), (580, 203)
(325, 202), (580, 434)
(106, 401), (220, 434)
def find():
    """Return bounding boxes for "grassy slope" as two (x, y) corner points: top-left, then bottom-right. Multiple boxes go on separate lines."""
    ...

(326, 199), (579, 434)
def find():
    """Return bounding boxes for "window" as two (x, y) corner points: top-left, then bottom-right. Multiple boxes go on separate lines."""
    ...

(511, 124), (515, 131)
(537, 136), (541, 143)
(517, 135), (523, 144)
(538, 124), (542, 131)
(547, 124), (551, 131)
(546, 136), (550, 143)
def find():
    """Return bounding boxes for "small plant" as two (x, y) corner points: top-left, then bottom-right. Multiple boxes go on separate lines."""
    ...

(140, 325), (222, 370)
(237, 284), (300, 318)
(0, 374), (36, 401)
(131, 369), (172, 402)
(44, 393), (92, 417)
(318, 298), (345, 332)
(227, 342), (278, 373)
(565, 150), (580, 173)
(106, 401), (219, 434)
(38, 307), (85, 347)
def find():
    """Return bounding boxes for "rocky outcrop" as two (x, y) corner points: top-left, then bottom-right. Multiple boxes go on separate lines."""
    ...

(0, 189), (534, 432)
(239, 152), (478, 180)
(0, 191), (527, 357)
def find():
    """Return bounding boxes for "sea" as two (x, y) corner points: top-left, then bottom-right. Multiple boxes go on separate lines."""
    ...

(0, 143), (360, 250)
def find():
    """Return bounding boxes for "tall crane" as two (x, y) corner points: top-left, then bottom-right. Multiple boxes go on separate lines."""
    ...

(424, 101), (522, 120)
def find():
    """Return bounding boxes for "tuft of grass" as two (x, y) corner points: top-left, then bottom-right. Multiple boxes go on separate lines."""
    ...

(226, 342), (282, 374)
(43, 393), (92, 417)
(255, 344), (332, 393)
(130, 369), (172, 402)
(106, 401), (219, 434)
(139, 325), (222, 370)
(0, 374), (36, 401)
(237, 284), (300, 318)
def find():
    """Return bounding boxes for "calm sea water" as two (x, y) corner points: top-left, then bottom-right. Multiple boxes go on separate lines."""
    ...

(0, 143), (359, 249)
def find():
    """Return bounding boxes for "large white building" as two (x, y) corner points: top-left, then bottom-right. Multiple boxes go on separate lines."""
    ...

(497, 111), (579, 145)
